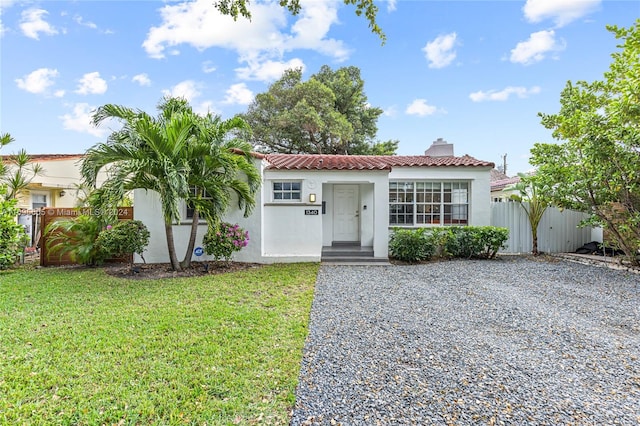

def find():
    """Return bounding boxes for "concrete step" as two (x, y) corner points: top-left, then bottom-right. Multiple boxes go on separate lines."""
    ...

(322, 250), (374, 257)
(322, 257), (390, 265)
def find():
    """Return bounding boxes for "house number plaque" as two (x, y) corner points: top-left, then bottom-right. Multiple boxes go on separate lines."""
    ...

(305, 209), (319, 215)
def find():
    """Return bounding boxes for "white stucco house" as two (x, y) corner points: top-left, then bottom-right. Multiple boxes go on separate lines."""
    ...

(135, 140), (494, 264)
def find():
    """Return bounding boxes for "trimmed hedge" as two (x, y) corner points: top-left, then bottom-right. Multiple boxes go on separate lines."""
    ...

(389, 226), (509, 263)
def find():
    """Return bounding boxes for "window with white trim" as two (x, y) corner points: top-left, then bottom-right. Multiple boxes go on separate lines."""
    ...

(389, 181), (469, 226)
(272, 181), (301, 201)
(186, 186), (212, 219)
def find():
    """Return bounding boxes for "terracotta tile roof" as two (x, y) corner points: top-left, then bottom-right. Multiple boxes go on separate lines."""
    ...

(1, 154), (85, 162)
(265, 154), (392, 170)
(380, 155), (494, 168)
(264, 154), (494, 170)
(490, 168), (509, 181)
(491, 176), (521, 191)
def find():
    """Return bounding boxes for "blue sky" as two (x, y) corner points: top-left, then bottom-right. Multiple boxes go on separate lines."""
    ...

(1, 0), (638, 175)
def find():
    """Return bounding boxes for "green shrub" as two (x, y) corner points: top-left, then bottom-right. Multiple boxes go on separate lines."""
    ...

(96, 220), (150, 263)
(389, 226), (509, 262)
(443, 227), (484, 259)
(203, 222), (249, 263)
(389, 228), (435, 263)
(477, 226), (509, 259)
(0, 186), (25, 269)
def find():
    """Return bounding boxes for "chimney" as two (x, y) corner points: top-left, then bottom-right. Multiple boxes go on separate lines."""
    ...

(424, 138), (454, 157)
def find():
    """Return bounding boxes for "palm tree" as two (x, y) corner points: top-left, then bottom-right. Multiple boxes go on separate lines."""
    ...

(507, 173), (549, 255)
(0, 133), (44, 200)
(81, 97), (260, 271)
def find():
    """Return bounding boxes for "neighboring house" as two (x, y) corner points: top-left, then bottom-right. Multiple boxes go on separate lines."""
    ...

(135, 139), (495, 264)
(1, 154), (95, 247)
(490, 169), (520, 202)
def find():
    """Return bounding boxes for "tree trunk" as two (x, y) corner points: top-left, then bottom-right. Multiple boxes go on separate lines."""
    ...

(164, 219), (182, 271)
(180, 209), (200, 270)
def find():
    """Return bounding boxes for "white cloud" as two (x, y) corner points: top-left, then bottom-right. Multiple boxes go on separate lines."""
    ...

(162, 80), (201, 102)
(73, 15), (97, 29)
(235, 57), (305, 82)
(15, 68), (59, 94)
(193, 100), (219, 116)
(202, 61), (216, 74)
(75, 72), (108, 95)
(422, 33), (457, 69)
(383, 105), (398, 117)
(469, 86), (541, 102)
(132, 73), (151, 86)
(223, 83), (254, 105)
(54, 89), (65, 98)
(286, 0), (350, 61)
(405, 99), (437, 116)
(59, 103), (106, 137)
(387, 0), (397, 12)
(523, 0), (601, 27)
(142, 0), (349, 73)
(510, 30), (564, 65)
(20, 8), (58, 39)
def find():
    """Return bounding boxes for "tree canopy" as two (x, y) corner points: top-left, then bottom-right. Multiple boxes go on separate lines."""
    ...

(240, 65), (398, 155)
(214, 0), (385, 43)
(529, 20), (640, 265)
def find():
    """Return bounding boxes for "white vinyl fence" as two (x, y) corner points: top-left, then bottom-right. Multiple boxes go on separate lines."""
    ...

(491, 202), (594, 254)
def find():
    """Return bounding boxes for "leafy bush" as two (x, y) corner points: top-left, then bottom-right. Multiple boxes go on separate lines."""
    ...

(203, 222), (249, 263)
(389, 228), (435, 263)
(389, 226), (509, 262)
(477, 226), (509, 259)
(45, 215), (106, 266)
(96, 220), (150, 263)
(443, 227), (484, 259)
(0, 186), (26, 269)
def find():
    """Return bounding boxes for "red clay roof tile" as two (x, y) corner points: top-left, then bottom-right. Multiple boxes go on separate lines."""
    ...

(1, 154), (85, 162)
(264, 154), (494, 170)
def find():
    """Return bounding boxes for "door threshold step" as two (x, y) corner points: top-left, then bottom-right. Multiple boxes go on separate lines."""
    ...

(322, 257), (390, 265)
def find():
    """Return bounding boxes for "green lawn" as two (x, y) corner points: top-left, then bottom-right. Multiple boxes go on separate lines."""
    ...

(0, 263), (319, 425)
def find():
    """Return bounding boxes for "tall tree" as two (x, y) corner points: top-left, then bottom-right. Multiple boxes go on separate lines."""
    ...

(214, 0), (385, 43)
(530, 20), (640, 266)
(82, 97), (260, 272)
(241, 66), (396, 155)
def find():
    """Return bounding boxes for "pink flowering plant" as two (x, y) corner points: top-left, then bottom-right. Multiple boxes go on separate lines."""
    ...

(203, 222), (249, 263)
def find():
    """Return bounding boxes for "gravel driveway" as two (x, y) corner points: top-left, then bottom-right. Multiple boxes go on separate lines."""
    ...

(291, 256), (640, 425)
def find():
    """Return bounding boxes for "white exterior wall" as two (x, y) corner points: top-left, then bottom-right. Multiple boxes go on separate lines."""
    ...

(12, 157), (108, 210)
(134, 162), (491, 264)
(388, 166), (492, 226)
(134, 159), (266, 264)
(263, 169), (389, 261)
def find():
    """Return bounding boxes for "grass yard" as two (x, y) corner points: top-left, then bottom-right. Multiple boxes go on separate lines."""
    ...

(0, 263), (319, 425)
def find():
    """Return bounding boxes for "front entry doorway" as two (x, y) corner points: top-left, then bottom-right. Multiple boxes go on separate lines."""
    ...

(333, 184), (359, 242)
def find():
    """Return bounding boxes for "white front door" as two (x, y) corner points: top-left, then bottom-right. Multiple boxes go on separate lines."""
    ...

(333, 184), (359, 242)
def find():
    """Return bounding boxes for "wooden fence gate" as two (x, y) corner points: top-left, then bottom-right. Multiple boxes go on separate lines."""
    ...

(39, 207), (134, 267)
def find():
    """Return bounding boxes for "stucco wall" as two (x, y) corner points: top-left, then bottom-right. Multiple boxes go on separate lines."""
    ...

(11, 157), (108, 210)
(133, 163), (491, 264)
(262, 169), (389, 261)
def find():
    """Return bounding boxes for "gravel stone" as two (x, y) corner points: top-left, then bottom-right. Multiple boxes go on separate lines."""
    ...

(290, 256), (640, 425)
